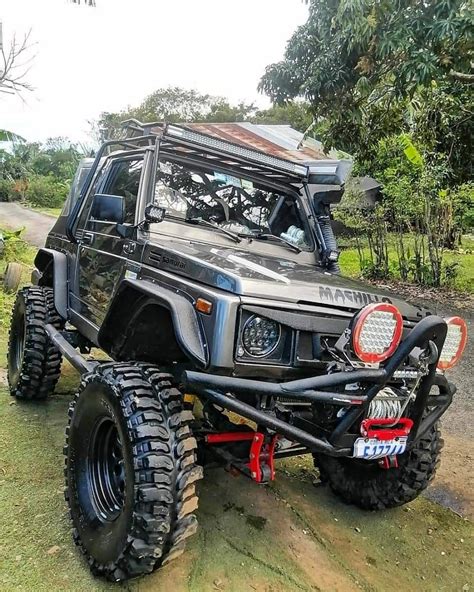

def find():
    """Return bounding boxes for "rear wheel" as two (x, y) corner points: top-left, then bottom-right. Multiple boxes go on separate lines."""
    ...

(7, 286), (64, 400)
(3, 262), (22, 293)
(314, 423), (443, 510)
(64, 363), (202, 581)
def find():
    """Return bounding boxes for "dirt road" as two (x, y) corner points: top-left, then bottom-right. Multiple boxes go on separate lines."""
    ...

(0, 203), (56, 247)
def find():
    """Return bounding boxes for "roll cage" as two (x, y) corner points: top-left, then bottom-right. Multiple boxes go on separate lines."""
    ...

(66, 121), (344, 268)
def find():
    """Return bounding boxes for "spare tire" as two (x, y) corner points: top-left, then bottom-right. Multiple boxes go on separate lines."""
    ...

(3, 262), (22, 293)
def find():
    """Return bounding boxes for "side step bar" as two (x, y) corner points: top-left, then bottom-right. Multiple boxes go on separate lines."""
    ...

(44, 324), (98, 375)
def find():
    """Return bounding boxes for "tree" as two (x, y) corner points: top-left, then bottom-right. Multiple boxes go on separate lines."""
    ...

(93, 86), (313, 141)
(0, 23), (35, 96)
(254, 102), (313, 133)
(259, 0), (473, 166)
(92, 87), (241, 140)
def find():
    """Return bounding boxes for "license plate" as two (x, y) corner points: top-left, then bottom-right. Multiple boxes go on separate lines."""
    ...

(353, 437), (407, 460)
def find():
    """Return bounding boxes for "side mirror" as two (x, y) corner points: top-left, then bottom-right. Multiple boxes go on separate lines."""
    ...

(144, 203), (166, 224)
(90, 193), (125, 224)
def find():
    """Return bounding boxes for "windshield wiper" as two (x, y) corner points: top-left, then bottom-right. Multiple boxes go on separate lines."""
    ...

(185, 217), (242, 243)
(240, 232), (302, 253)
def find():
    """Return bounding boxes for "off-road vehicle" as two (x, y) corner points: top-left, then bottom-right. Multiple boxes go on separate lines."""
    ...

(7, 121), (467, 582)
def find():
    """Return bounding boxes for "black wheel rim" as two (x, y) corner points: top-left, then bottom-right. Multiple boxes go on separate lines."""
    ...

(9, 307), (26, 379)
(88, 417), (126, 521)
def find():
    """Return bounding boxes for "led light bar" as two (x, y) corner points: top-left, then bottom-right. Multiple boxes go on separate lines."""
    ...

(393, 369), (421, 379)
(166, 125), (309, 178)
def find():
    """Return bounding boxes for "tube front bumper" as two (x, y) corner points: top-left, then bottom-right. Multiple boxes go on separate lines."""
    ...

(184, 315), (454, 457)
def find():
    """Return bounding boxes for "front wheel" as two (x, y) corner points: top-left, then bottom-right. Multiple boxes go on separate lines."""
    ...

(64, 363), (202, 581)
(314, 423), (443, 510)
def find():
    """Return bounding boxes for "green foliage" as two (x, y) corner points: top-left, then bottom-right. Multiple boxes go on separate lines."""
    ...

(25, 175), (68, 208)
(254, 102), (313, 132)
(0, 179), (14, 202)
(339, 234), (474, 293)
(0, 137), (85, 184)
(93, 86), (313, 141)
(338, 145), (471, 288)
(0, 143), (39, 181)
(260, 0), (473, 182)
(30, 137), (83, 182)
(0, 229), (31, 268)
(0, 129), (26, 142)
(261, 0), (472, 106)
(0, 136), (86, 211)
(450, 182), (474, 231)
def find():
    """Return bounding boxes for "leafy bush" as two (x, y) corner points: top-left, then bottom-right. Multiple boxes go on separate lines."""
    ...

(0, 179), (15, 202)
(25, 175), (68, 208)
(451, 182), (474, 233)
(0, 228), (27, 262)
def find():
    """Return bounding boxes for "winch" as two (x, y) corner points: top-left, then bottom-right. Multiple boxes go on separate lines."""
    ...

(367, 386), (403, 420)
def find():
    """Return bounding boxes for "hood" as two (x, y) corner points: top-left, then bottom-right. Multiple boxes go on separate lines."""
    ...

(144, 239), (427, 321)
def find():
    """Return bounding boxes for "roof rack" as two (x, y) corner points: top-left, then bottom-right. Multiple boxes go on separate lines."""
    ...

(119, 119), (310, 182)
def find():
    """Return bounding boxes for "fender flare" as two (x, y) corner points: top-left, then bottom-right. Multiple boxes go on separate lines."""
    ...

(34, 248), (68, 320)
(98, 279), (208, 368)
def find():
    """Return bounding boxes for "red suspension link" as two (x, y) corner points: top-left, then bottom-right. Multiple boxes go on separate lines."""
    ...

(205, 431), (279, 483)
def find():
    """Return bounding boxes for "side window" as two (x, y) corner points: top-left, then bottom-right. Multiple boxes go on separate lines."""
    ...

(102, 158), (143, 225)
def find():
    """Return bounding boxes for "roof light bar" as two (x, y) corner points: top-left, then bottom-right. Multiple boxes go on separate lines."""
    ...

(166, 125), (309, 178)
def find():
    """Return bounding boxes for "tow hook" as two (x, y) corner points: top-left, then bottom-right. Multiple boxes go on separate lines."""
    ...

(360, 418), (413, 440)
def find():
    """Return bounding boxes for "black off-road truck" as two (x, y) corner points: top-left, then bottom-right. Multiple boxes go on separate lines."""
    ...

(7, 121), (467, 582)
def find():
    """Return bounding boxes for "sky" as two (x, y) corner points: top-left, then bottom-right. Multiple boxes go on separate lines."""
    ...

(0, 0), (308, 144)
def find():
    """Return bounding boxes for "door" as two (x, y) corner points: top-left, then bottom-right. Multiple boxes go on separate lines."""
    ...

(71, 155), (144, 327)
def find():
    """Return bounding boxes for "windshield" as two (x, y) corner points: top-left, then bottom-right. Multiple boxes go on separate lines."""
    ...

(153, 158), (313, 251)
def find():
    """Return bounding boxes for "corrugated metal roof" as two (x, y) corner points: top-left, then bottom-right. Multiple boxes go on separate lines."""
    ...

(183, 122), (337, 163)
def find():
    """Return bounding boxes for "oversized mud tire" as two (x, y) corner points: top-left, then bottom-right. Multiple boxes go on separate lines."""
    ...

(3, 262), (22, 293)
(314, 423), (443, 510)
(64, 363), (202, 582)
(7, 286), (64, 399)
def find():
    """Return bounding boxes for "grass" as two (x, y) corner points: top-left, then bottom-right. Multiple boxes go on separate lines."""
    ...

(339, 234), (474, 293)
(0, 233), (37, 361)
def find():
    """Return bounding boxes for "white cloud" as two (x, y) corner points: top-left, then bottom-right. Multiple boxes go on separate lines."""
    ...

(0, 0), (308, 143)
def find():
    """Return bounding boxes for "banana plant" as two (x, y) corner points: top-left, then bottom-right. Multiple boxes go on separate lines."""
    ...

(0, 130), (26, 143)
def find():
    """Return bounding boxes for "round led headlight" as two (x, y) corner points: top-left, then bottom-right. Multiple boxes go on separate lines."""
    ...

(352, 302), (403, 363)
(242, 315), (281, 358)
(437, 316), (467, 371)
